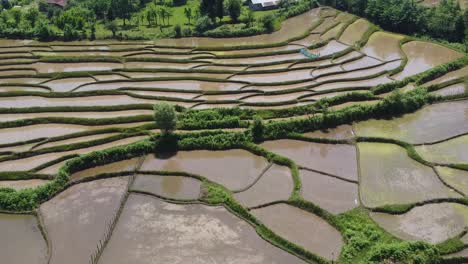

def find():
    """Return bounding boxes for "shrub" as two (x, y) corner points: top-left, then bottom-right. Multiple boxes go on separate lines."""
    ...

(174, 24), (182, 38)
(153, 103), (177, 135)
(195, 16), (214, 33)
(251, 116), (264, 143)
(226, 0), (241, 23)
(262, 14), (275, 33)
(367, 241), (440, 264)
(172, 0), (187, 6)
(63, 24), (80, 41)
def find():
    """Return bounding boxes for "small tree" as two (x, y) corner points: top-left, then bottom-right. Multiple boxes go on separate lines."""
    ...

(262, 13), (275, 33)
(246, 10), (255, 27)
(153, 103), (177, 135)
(251, 116), (264, 142)
(184, 7), (192, 25)
(105, 20), (118, 37)
(174, 24), (181, 37)
(227, 0), (241, 23)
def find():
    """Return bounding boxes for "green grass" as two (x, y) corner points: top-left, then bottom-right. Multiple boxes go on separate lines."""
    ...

(94, 1), (281, 40)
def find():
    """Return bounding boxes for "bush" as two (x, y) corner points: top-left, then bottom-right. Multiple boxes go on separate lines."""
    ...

(203, 24), (264, 37)
(63, 24), (80, 41)
(153, 103), (177, 135)
(172, 0), (187, 6)
(262, 14), (275, 33)
(226, 0), (241, 23)
(34, 20), (56, 41)
(367, 241), (440, 264)
(194, 16), (215, 33)
(174, 24), (182, 38)
(251, 116), (264, 143)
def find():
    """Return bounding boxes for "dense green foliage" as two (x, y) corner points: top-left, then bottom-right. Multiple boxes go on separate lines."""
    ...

(0, 0), (318, 40)
(153, 103), (177, 134)
(321, 0), (468, 50)
(366, 241), (440, 264)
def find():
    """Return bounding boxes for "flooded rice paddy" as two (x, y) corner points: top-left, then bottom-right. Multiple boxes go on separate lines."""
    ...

(1, 5), (467, 263)
(100, 194), (307, 264)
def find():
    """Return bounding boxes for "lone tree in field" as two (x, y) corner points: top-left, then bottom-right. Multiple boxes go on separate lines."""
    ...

(153, 103), (177, 135)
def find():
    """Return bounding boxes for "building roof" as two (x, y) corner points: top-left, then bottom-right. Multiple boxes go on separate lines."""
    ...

(251, 0), (279, 7)
(47, 0), (67, 7)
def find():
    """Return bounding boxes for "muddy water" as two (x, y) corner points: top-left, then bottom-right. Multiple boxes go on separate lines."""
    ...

(212, 45), (301, 56)
(33, 62), (123, 73)
(331, 51), (363, 63)
(320, 23), (347, 40)
(252, 203), (343, 260)
(0, 77), (48, 84)
(100, 194), (307, 264)
(339, 19), (370, 45)
(0, 69), (36, 76)
(34, 133), (120, 150)
(431, 82), (466, 97)
(260, 139), (358, 181)
(234, 164), (293, 207)
(416, 135), (468, 164)
(153, 8), (320, 47)
(123, 89), (199, 99)
(71, 157), (141, 181)
(330, 100), (379, 111)
(290, 58), (334, 69)
(354, 100), (468, 144)
(424, 66), (468, 86)
(77, 80), (244, 92)
(311, 65), (343, 77)
(215, 53), (306, 65)
(301, 90), (364, 101)
(123, 71), (231, 80)
(0, 153), (68, 174)
(231, 68), (313, 83)
(0, 95), (163, 108)
(361, 32), (404, 61)
(358, 142), (460, 208)
(0, 124), (90, 145)
(241, 91), (312, 103)
(0, 85), (49, 92)
(140, 150), (269, 190)
(0, 213), (48, 264)
(299, 170), (358, 214)
(131, 174), (201, 200)
(37, 160), (68, 175)
(94, 74), (127, 81)
(371, 203), (468, 244)
(192, 103), (239, 109)
(394, 41), (463, 80)
(313, 74), (392, 91)
(44, 77), (95, 92)
(312, 40), (349, 56)
(245, 62), (296, 72)
(291, 33), (322, 46)
(40, 177), (129, 264)
(0, 179), (49, 190)
(198, 65), (247, 71)
(303, 124), (354, 139)
(124, 61), (204, 69)
(196, 92), (257, 101)
(436, 166), (468, 196)
(341, 56), (382, 71)
(317, 60), (400, 82)
(0, 110), (153, 123)
(0, 136), (145, 172)
(311, 17), (338, 34)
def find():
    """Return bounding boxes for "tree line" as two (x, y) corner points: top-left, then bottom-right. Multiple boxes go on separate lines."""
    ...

(320, 0), (467, 50)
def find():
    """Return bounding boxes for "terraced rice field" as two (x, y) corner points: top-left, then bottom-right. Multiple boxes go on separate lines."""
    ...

(0, 6), (467, 264)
